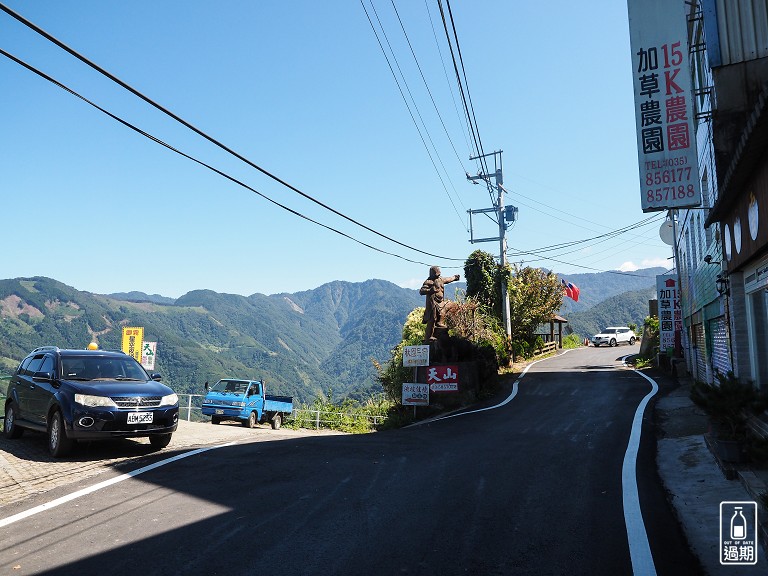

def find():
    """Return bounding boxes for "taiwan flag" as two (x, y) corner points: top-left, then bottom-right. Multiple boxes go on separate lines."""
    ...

(562, 279), (580, 302)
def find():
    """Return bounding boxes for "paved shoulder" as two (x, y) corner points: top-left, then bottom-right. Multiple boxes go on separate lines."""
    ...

(0, 420), (340, 509)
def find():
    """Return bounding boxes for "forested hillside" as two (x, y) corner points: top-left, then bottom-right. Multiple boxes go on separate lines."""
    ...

(1, 269), (663, 401)
(562, 287), (658, 340)
(0, 277), (421, 402)
(558, 267), (664, 314)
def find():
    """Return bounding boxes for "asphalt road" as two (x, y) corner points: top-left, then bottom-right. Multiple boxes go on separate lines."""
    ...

(0, 346), (701, 575)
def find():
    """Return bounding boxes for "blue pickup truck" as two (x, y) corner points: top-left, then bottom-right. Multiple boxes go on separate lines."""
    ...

(201, 379), (293, 429)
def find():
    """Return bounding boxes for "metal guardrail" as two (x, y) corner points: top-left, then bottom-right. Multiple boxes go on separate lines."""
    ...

(0, 391), (380, 431)
(176, 394), (381, 431)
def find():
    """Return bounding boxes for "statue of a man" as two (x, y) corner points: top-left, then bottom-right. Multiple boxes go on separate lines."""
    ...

(420, 265), (460, 342)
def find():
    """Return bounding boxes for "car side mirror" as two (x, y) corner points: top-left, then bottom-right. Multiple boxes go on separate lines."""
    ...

(204, 381), (209, 391)
(151, 373), (162, 381)
(32, 371), (53, 382)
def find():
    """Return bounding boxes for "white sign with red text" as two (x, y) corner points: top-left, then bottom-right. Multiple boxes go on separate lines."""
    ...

(657, 275), (681, 353)
(628, 0), (701, 211)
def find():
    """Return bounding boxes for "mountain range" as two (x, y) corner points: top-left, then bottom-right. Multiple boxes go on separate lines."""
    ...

(0, 268), (665, 402)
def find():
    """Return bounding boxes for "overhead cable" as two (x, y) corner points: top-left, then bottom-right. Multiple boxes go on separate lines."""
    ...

(360, 0), (466, 227)
(0, 2), (463, 262)
(0, 48), (456, 268)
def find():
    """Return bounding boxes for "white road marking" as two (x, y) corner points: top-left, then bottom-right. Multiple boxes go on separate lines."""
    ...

(0, 442), (237, 528)
(622, 357), (659, 576)
(417, 348), (659, 575)
(415, 349), (575, 424)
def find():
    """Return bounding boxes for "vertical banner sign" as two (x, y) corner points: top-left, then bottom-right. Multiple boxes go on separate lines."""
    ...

(656, 276), (681, 353)
(627, 0), (701, 212)
(141, 341), (157, 370)
(121, 327), (144, 363)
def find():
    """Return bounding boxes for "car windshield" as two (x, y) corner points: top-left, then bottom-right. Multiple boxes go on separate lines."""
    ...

(210, 379), (250, 394)
(61, 355), (149, 381)
(601, 328), (615, 334)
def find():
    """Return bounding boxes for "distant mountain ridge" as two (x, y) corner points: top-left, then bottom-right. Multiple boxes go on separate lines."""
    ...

(0, 269), (663, 400)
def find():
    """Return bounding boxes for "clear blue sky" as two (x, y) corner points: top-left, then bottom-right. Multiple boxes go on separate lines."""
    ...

(1, 0), (671, 298)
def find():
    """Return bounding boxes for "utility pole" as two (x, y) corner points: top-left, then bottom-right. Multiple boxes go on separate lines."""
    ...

(467, 150), (514, 340)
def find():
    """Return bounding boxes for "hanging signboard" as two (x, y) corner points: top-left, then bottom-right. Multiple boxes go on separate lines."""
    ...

(627, 0), (701, 212)
(656, 275), (681, 353)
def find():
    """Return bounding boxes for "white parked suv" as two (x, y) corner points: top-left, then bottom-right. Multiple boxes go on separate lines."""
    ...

(591, 326), (636, 347)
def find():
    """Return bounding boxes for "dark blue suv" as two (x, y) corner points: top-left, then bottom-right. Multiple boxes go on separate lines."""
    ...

(3, 347), (179, 457)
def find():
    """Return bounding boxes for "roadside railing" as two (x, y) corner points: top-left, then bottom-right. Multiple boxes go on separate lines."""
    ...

(0, 391), (381, 432)
(176, 394), (381, 432)
(533, 341), (558, 356)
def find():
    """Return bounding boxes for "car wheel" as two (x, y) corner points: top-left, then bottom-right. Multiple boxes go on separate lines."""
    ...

(149, 433), (172, 449)
(48, 409), (74, 457)
(4, 402), (24, 439)
(244, 411), (257, 428)
(609, 338), (617, 347)
(629, 336), (636, 345)
(211, 415), (221, 425)
(271, 413), (282, 430)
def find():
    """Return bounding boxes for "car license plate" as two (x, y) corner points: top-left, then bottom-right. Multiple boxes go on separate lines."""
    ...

(215, 409), (224, 415)
(127, 412), (153, 424)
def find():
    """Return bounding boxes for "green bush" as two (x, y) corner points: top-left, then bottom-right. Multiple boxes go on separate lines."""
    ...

(562, 334), (583, 349)
(288, 394), (393, 434)
(691, 371), (768, 440)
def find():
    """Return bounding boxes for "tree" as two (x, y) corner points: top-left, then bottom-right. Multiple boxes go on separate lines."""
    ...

(464, 250), (501, 318)
(373, 308), (425, 402)
(507, 265), (564, 346)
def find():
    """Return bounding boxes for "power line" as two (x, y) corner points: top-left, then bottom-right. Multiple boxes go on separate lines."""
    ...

(424, 0), (473, 163)
(0, 47), (462, 268)
(360, 0), (465, 227)
(436, 0), (494, 205)
(0, 2), (463, 263)
(506, 214), (664, 256)
(390, 0), (468, 176)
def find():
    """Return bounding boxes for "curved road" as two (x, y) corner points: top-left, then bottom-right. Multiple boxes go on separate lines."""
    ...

(0, 345), (701, 575)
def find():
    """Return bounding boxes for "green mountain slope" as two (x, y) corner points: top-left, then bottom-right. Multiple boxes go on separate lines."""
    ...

(563, 287), (658, 340)
(559, 267), (664, 314)
(1, 269), (663, 400)
(0, 277), (421, 402)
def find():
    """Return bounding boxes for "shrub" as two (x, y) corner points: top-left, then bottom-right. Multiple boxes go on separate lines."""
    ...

(691, 371), (768, 440)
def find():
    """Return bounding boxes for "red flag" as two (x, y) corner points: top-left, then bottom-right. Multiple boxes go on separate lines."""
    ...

(562, 279), (573, 300)
(568, 281), (580, 302)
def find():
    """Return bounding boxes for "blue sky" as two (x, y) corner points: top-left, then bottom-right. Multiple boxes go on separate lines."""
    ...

(1, 1), (671, 298)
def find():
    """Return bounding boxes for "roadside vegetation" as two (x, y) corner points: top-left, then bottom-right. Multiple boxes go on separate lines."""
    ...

(373, 250), (565, 423)
(626, 315), (659, 369)
(295, 251), (569, 433)
(287, 393), (391, 434)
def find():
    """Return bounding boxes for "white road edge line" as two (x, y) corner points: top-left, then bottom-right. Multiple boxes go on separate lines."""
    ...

(414, 347), (659, 575)
(622, 356), (659, 576)
(0, 441), (238, 528)
(413, 349), (575, 425)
